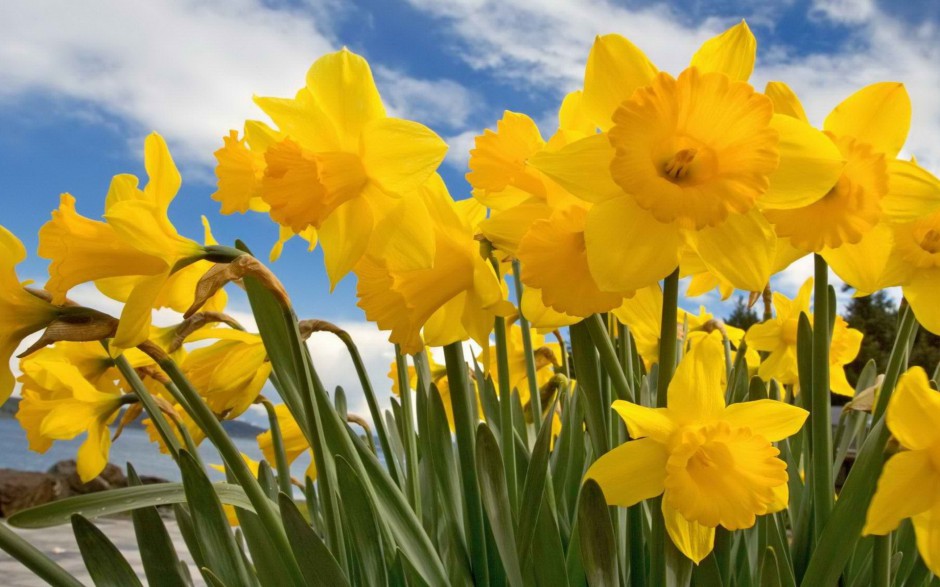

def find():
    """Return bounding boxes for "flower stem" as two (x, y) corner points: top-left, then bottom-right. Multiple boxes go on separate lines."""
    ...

(811, 254), (834, 538)
(585, 313), (634, 402)
(494, 314), (519, 511)
(512, 259), (542, 434)
(260, 398), (294, 496)
(394, 345), (421, 514)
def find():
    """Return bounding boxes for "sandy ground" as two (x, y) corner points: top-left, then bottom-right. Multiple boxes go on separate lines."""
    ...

(0, 517), (202, 586)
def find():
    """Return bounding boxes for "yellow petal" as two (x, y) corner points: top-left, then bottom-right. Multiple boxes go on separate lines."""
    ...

(105, 200), (200, 263)
(764, 81), (809, 123)
(584, 437), (668, 506)
(529, 134), (622, 204)
(582, 34), (657, 131)
(662, 499), (715, 564)
(320, 195), (374, 289)
(689, 20), (756, 81)
(765, 481), (789, 514)
(360, 118), (448, 196)
(824, 82), (911, 158)
(882, 159), (940, 221)
(863, 449), (940, 535)
(886, 367), (940, 450)
(911, 502), (940, 577)
(689, 209), (775, 292)
(903, 269), (940, 336)
(584, 197), (681, 292)
(77, 418), (112, 483)
(611, 400), (675, 443)
(143, 133), (182, 210)
(557, 90), (595, 136)
(306, 48), (386, 151)
(667, 332), (725, 423)
(253, 91), (340, 152)
(520, 287), (579, 330)
(721, 399), (808, 441)
(480, 201), (552, 256)
(822, 223), (909, 296)
(368, 193), (435, 272)
(759, 114), (845, 209)
(112, 272), (168, 352)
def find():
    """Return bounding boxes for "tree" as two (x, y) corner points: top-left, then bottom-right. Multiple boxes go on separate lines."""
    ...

(725, 295), (760, 330)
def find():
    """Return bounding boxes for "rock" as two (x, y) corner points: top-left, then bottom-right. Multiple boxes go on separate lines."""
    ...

(47, 460), (128, 495)
(0, 469), (63, 516)
(138, 475), (169, 485)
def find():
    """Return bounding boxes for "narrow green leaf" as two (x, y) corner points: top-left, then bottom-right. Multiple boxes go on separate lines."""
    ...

(278, 494), (349, 587)
(516, 396), (557, 569)
(760, 547), (782, 587)
(72, 515), (144, 587)
(476, 423), (524, 587)
(531, 492), (571, 587)
(0, 521), (84, 587)
(577, 479), (619, 587)
(335, 457), (389, 587)
(178, 451), (254, 587)
(692, 554), (724, 587)
(9, 483), (253, 529)
(201, 568), (227, 587)
(127, 465), (189, 587)
(173, 505), (205, 572)
(570, 321), (609, 457)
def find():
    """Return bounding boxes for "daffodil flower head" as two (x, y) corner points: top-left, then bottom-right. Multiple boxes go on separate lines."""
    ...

(18, 359), (126, 482)
(0, 224), (61, 401)
(863, 367), (940, 575)
(889, 210), (940, 335)
(586, 332), (807, 563)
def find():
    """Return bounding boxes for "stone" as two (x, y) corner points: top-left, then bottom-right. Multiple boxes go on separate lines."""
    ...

(0, 469), (63, 517)
(46, 460), (128, 495)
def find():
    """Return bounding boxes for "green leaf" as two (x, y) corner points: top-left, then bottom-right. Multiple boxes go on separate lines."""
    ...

(173, 505), (205, 571)
(531, 492), (571, 587)
(760, 547), (782, 587)
(516, 396), (556, 569)
(475, 423), (524, 587)
(71, 515), (144, 587)
(692, 554), (724, 587)
(570, 321), (609, 457)
(9, 483), (253, 529)
(178, 451), (255, 587)
(335, 457), (389, 587)
(278, 494), (349, 587)
(577, 479), (619, 587)
(127, 465), (190, 587)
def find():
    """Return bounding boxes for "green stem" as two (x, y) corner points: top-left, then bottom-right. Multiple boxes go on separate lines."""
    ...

(512, 259), (542, 434)
(335, 330), (402, 485)
(586, 314), (634, 402)
(0, 523), (84, 587)
(811, 254), (834, 538)
(394, 345), (421, 513)
(260, 398), (294, 496)
(494, 314), (519, 512)
(443, 342), (490, 585)
(112, 353), (181, 459)
(872, 534), (891, 587)
(157, 359), (306, 587)
(650, 267), (680, 587)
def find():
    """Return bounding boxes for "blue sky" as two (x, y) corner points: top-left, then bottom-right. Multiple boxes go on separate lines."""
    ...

(1, 0), (939, 421)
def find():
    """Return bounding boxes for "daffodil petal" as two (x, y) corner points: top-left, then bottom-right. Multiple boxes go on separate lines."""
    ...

(667, 332), (725, 423)
(863, 449), (940, 535)
(611, 400), (675, 443)
(765, 481), (789, 514)
(886, 367), (940, 451)
(722, 399), (808, 442)
(824, 82), (911, 158)
(911, 502), (940, 577)
(320, 195), (373, 289)
(585, 197), (681, 292)
(662, 499), (715, 564)
(582, 34), (658, 131)
(822, 223), (909, 296)
(77, 418), (112, 483)
(480, 201), (552, 256)
(368, 193), (435, 272)
(903, 269), (940, 336)
(882, 159), (940, 221)
(306, 48), (386, 151)
(112, 272), (167, 353)
(760, 114), (845, 210)
(584, 437), (668, 507)
(253, 92), (340, 152)
(143, 133), (182, 209)
(529, 134), (622, 204)
(764, 81), (809, 123)
(360, 118), (448, 196)
(689, 20), (756, 81)
(689, 209), (775, 292)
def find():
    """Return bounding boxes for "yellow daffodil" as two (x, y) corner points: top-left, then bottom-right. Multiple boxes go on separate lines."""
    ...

(586, 332), (808, 563)
(469, 93), (632, 316)
(356, 175), (511, 354)
(531, 21), (844, 294)
(38, 134), (225, 352)
(257, 403), (316, 481)
(143, 402), (205, 455)
(863, 367), (940, 575)
(223, 48), (448, 287)
(887, 210), (940, 333)
(478, 323), (561, 406)
(0, 224), (61, 401)
(17, 359), (126, 482)
(745, 278), (862, 395)
(763, 82), (940, 295)
(180, 329), (271, 420)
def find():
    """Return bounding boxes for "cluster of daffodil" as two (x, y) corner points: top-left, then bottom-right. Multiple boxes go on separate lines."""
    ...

(0, 18), (938, 587)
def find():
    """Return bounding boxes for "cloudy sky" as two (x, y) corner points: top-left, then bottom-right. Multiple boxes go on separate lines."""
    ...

(1, 0), (938, 424)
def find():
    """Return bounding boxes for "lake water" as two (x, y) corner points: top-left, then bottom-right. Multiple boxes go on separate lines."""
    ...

(0, 417), (314, 485)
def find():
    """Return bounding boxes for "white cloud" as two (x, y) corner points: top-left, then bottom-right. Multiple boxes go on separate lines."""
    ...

(809, 0), (876, 24)
(443, 129), (478, 171)
(375, 66), (481, 132)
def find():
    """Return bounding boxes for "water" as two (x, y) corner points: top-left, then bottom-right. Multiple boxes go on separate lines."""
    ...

(0, 417), (314, 485)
